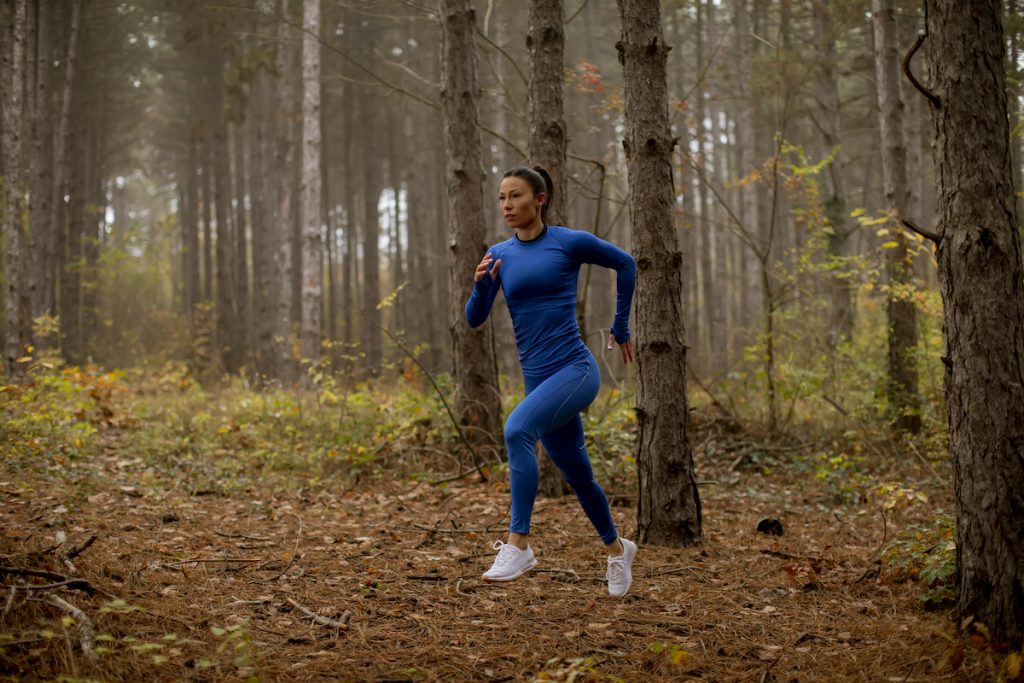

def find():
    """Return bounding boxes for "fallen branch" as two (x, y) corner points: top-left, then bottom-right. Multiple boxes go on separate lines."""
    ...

(16, 579), (96, 597)
(164, 558), (261, 569)
(60, 534), (97, 575)
(285, 597), (350, 630)
(0, 566), (68, 582)
(43, 594), (97, 661)
(214, 530), (272, 542)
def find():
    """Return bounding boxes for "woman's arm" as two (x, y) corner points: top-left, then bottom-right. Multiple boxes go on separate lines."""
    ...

(564, 230), (636, 344)
(465, 251), (502, 327)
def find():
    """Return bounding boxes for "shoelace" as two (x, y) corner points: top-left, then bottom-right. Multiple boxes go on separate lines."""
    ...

(607, 555), (626, 582)
(490, 541), (520, 568)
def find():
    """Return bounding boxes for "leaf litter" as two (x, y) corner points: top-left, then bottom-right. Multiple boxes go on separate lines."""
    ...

(0, 389), (1012, 681)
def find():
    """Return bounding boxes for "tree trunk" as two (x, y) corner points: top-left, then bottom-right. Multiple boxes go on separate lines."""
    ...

(206, 21), (234, 374)
(734, 0), (760, 335)
(51, 0), (80, 343)
(526, 0), (572, 497)
(360, 134), (382, 376)
(2, 0), (30, 377)
(231, 120), (249, 369)
(928, 0), (1024, 648)
(440, 0), (504, 463)
(274, 0), (297, 383)
(616, 0), (702, 546)
(872, 0), (921, 434)
(28, 0), (53, 329)
(248, 61), (275, 380)
(812, 0), (854, 345)
(299, 0), (322, 369)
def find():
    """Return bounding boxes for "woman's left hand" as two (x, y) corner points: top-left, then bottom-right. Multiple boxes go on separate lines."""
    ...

(607, 336), (634, 364)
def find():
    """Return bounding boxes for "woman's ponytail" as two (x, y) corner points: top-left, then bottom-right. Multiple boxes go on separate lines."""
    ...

(532, 166), (554, 224)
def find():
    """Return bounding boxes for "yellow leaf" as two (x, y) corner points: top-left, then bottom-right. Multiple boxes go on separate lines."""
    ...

(880, 241), (899, 249)
(671, 649), (689, 666)
(322, 389), (338, 404)
(26, 345), (34, 353)
(1005, 651), (1022, 679)
(850, 207), (866, 218)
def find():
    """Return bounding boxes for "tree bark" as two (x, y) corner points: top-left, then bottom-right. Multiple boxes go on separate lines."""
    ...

(928, 0), (1024, 648)
(299, 0), (322, 369)
(205, 18), (235, 374)
(526, 0), (572, 497)
(28, 0), (52, 328)
(872, 0), (921, 434)
(616, 0), (702, 546)
(440, 0), (504, 463)
(812, 0), (854, 345)
(274, 0), (297, 383)
(2, 0), (30, 377)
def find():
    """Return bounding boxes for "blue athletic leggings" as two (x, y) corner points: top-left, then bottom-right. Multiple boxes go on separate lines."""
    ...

(504, 352), (618, 545)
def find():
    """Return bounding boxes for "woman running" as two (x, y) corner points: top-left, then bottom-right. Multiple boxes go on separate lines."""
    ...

(465, 166), (638, 597)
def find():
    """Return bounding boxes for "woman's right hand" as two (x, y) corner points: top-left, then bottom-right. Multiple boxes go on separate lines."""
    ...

(474, 252), (502, 283)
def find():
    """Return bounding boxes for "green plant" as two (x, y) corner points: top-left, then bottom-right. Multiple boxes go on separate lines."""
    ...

(884, 512), (956, 607)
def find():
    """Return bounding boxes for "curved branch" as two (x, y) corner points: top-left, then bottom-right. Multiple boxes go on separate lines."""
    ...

(902, 33), (941, 108)
(900, 218), (941, 244)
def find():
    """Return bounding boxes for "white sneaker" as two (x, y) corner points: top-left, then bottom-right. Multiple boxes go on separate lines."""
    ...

(481, 541), (537, 582)
(607, 537), (637, 597)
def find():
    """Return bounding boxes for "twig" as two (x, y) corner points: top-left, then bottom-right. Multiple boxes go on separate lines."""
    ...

(60, 534), (97, 575)
(902, 32), (940, 108)
(214, 530), (272, 542)
(429, 468), (483, 486)
(371, 317), (489, 483)
(0, 566), (68, 582)
(533, 567), (581, 581)
(43, 594), (97, 661)
(900, 217), (941, 245)
(15, 579), (96, 596)
(260, 514), (302, 582)
(164, 558), (261, 568)
(407, 575), (447, 582)
(285, 597), (350, 630)
(3, 586), (15, 616)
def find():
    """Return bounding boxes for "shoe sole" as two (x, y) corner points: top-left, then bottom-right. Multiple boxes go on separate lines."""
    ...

(481, 558), (538, 582)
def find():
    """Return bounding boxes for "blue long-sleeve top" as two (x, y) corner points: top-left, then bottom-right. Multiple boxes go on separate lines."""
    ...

(465, 225), (636, 378)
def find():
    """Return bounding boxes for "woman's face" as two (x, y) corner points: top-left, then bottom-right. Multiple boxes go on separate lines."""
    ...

(499, 176), (545, 230)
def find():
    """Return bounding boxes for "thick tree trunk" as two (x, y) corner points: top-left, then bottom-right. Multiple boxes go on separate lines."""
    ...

(248, 64), (274, 380)
(206, 24), (235, 374)
(812, 0), (854, 345)
(51, 0), (80, 336)
(299, 0), (322, 368)
(928, 0), (1024, 648)
(274, 0), (297, 383)
(616, 0), (702, 546)
(440, 0), (503, 462)
(28, 0), (53, 327)
(527, 0), (572, 497)
(734, 0), (760, 334)
(872, 0), (921, 434)
(2, 0), (30, 376)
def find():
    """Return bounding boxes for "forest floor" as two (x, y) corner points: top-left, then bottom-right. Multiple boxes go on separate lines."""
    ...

(0, 370), (1014, 682)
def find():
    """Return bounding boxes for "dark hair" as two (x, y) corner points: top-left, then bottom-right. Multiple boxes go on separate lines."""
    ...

(502, 165), (554, 224)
